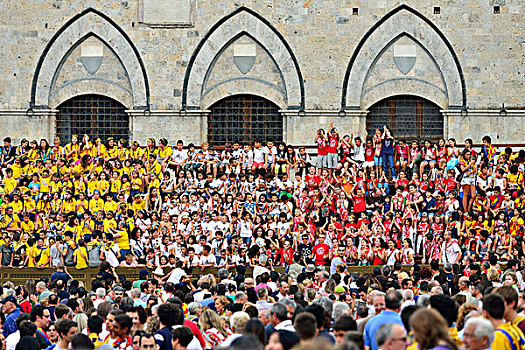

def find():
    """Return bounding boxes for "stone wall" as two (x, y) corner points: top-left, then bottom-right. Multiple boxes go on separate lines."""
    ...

(0, 0), (522, 144)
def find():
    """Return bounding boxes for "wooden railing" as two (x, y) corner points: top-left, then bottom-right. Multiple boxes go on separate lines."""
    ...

(0, 265), (420, 288)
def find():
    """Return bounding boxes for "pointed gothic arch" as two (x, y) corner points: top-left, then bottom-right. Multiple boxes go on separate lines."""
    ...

(341, 4), (466, 110)
(31, 8), (149, 109)
(182, 6), (304, 110)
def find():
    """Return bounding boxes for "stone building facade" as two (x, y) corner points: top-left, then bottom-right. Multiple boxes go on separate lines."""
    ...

(0, 0), (523, 146)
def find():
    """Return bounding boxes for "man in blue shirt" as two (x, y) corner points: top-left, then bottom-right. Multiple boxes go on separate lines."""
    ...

(1, 296), (22, 337)
(155, 303), (177, 350)
(364, 290), (404, 350)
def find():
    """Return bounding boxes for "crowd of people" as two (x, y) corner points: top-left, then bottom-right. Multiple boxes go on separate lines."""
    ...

(1, 125), (525, 348)
(0, 259), (523, 350)
(0, 127), (523, 271)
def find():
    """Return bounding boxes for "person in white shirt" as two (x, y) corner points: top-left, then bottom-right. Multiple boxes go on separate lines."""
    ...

(165, 261), (187, 284)
(264, 141), (277, 172)
(169, 140), (188, 170)
(441, 231), (462, 265)
(198, 245), (216, 270)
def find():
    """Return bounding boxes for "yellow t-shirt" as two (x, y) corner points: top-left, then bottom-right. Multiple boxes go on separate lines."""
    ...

(2, 214), (20, 229)
(35, 246), (50, 266)
(11, 200), (23, 214)
(121, 181), (131, 195)
(103, 218), (117, 233)
(74, 247), (89, 269)
(132, 200), (145, 213)
(24, 198), (36, 213)
(98, 180), (110, 194)
(130, 147), (143, 161)
(49, 180), (61, 194)
(110, 179), (121, 193)
(115, 230), (130, 250)
(493, 322), (525, 350)
(104, 200), (118, 213)
(131, 178), (142, 191)
(27, 246), (37, 267)
(20, 220), (35, 234)
(10, 164), (23, 179)
(89, 198), (104, 213)
(107, 146), (118, 159)
(76, 200), (89, 215)
(73, 179), (87, 195)
(39, 176), (51, 193)
(63, 199), (76, 213)
(3, 177), (17, 194)
(88, 179), (99, 195)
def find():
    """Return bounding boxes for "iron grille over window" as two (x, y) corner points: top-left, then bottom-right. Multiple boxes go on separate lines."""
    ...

(56, 95), (129, 144)
(367, 96), (443, 141)
(208, 95), (283, 145)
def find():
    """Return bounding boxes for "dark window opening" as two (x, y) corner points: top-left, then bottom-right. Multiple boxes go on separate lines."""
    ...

(367, 96), (444, 142)
(56, 95), (129, 145)
(208, 95), (283, 146)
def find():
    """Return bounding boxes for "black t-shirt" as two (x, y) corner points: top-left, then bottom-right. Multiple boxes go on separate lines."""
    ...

(0, 244), (12, 266)
(298, 243), (313, 263)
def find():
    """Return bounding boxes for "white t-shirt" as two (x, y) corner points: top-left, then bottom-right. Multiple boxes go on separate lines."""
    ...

(167, 267), (186, 284)
(171, 149), (188, 163)
(102, 243), (121, 267)
(442, 240), (461, 264)
(199, 254), (216, 266)
(264, 146), (277, 164)
(253, 148), (265, 163)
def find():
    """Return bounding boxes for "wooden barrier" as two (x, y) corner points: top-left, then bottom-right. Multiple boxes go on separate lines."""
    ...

(0, 265), (423, 288)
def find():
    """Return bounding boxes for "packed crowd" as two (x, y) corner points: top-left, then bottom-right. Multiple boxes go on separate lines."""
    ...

(0, 124), (525, 349)
(0, 259), (522, 350)
(0, 125), (524, 271)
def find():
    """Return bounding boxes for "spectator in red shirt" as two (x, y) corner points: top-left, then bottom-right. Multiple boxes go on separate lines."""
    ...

(315, 129), (328, 175)
(311, 233), (330, 266)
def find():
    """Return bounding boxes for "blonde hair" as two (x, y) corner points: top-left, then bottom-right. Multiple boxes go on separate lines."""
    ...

(456, 304), (478, 331)
(409, 308), (458, 350)
(487, 268), (499, 282)
(199, 308), (229, 337)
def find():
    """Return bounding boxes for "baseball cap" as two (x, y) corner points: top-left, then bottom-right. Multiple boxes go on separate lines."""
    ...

(139, 269), (149, 277)
(0, 296), (17, 304)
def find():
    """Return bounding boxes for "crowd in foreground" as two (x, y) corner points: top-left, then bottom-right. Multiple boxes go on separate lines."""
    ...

(0, 261), (522, 350)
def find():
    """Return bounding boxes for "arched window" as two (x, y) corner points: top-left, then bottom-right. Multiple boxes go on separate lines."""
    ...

(56, 95), (129, 143)
(367, 96), (443, 141)
(208, 95), (283, 145)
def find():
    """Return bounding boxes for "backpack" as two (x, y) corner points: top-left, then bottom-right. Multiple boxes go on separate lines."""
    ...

(64, 245), (75, 267)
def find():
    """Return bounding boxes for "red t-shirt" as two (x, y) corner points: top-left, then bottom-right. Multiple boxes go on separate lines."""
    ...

(354, 195), (366, 213)
(327, 136), (339, 153)
(365, 146), (374, 162)
(312, 243), (330, 265)
(317, 137), (328, 156)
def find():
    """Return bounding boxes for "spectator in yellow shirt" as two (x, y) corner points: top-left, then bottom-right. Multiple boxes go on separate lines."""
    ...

(89, 191), (104, 213)
(3, 169), (17, 195)
(20, 215), (35, 235)
(482, 293), (525, 350)
(114, 221), (130, 257)
(33, 237), (50, 268)
(2, 207), (21, 232)
(73, 239), (89, 269)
